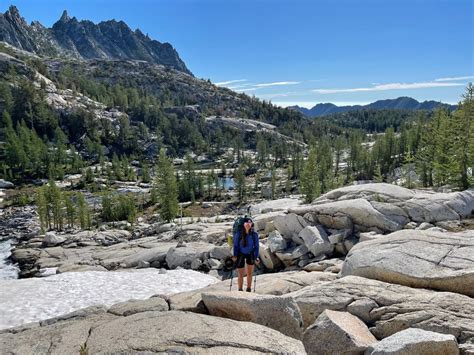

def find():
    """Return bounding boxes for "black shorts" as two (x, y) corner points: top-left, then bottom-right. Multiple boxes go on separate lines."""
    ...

(236, 253), (255, 268)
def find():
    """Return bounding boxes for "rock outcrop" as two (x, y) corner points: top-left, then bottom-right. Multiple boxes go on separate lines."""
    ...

(87, 311), (306, 354)
(365, 328), (459, 355)
(341, 229), (474, 297)
(289, 184), (474, 233)
(289, 276), (474, 348)
(0, 6), (192, 74)
(303, 310), (377, 354)
(0, 309), (305, 354)
(202, 291), (304, 339)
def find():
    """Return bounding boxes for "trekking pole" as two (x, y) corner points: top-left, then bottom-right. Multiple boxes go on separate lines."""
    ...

(253, 263), (257, 292)
(229, 267), (234, 291)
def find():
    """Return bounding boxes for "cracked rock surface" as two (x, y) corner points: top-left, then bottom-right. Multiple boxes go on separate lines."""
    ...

(288, 275), (474, 348)
(341, 229), (474, 296)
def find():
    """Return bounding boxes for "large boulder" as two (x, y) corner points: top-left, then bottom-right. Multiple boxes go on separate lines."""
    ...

(169, 271), (337, 312)
(341, 229), (474, 297)
(303, 310), (377, 354)
(165, 242), (215, 269)
(298, 226), (332, 258)
(288, 276), (474, 349)
(365, 328), (459, 355)
(259, 243), (283, 270)
(267, 230), (287, 253)
(273, 213), (309, 241)
(86, 311), (306, 353)
(275, 244), (309, 267)
(42, 232), (66, 247)
(402, 189), (474, 222)
(210, 245), (232, 260)
(253, 211), (286, 231)
(202, 291), (304, 339)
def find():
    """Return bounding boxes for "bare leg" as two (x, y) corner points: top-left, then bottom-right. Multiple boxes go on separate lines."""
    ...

(246, 263), (254, 290)
(237, 268), (244, 290)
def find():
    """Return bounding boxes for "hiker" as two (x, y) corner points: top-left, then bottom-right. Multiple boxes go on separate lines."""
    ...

(232, 217), (260, 292)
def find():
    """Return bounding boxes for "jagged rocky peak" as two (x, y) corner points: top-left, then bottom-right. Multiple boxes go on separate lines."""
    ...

(59, 10), (70, 23)
(0, 5), (192, 75)
(5, 5), (21, 20)
(4, 5), (27, 28)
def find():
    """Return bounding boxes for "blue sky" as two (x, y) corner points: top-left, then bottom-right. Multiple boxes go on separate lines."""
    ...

(6, 0), (473, 107)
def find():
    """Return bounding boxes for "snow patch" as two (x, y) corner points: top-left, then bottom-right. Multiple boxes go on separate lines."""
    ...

(0, 269), (218, 329)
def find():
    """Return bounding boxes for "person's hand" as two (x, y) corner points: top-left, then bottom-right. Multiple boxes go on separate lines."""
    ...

(255, 258), (260, 265)
(232, 256), (237, 262)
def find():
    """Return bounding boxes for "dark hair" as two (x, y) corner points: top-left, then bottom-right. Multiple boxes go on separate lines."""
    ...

(240, 218), (253, 248)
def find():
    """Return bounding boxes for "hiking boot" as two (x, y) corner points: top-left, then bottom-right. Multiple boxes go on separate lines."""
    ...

(238, 288), (243, 291)
(246, 287), (251, 292)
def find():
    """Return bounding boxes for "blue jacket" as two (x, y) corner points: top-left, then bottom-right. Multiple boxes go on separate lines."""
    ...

(233, 230), (259, 259)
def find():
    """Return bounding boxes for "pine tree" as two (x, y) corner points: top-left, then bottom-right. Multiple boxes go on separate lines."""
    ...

(373, 164), (383, 183)
(300, 147), (320, 203)
(64, 193), (75, 228)
(415, 114), (435, 187)
(254, 171), (260, 192)
(271, 168), (277, 200)
(402, 151), (415, 188)
(155, 149), (179, 222)
(84, 167), (94, 184)
(141, 164), (151, 183)
(184, 153), (196, 202)
(433, 109), (455, 187)
(101, 192), (114, 222)
(47, 180), (63, 231)
(36, 186), (48, 233)
(234, 164), (246, 204)
(77, 192), (89, 230)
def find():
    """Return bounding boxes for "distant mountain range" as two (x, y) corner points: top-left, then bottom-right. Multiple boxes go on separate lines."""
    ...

(0, 6), (191, 75)
(289, 97), (457, 117)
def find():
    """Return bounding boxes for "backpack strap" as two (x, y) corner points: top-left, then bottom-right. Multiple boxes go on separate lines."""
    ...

(249, 232), (259, 261)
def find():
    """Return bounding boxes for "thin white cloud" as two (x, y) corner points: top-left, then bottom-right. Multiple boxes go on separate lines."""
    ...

(234, 88), (257, 92)
(313, 81), (465, 94)
(434, 75), (474, 82)
(258, 93), (290, 98)
(227, 84), (252, 90)
(215, 79), (247, 86)
(254, 81), (301, 87)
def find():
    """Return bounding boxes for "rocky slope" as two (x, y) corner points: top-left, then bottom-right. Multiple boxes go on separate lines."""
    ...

(0, 6), (191, 74)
